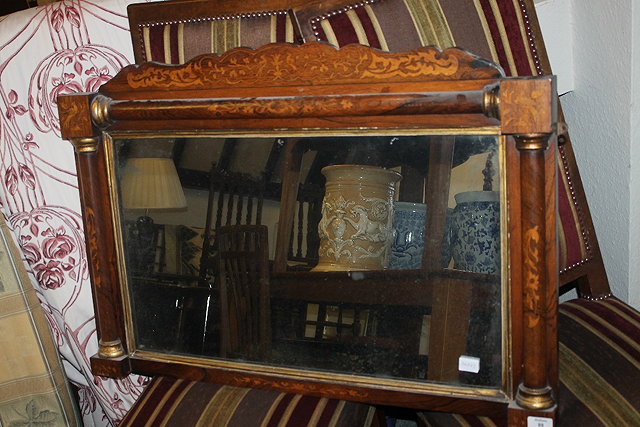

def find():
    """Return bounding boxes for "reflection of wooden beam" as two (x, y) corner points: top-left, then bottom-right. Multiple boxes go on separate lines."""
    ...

(398, 165), (424, 202)
(427, 277), (473, 382)
(271, 270), (434, 306)
(423, 136), (455, 271)
(217, 139), (236, 171)
(423, 136), (468, 383)
(264, 138), (284, 183)
(274, 140), (304, 272)
(177, 168), (209, 189)
(178, 166), (287, 201)
(172, 138), (187, 167)
(271, 269), (495, 306)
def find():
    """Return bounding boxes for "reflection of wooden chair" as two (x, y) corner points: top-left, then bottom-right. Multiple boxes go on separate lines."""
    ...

(199, 169), (265, 285)
(286, 184), (322, 270)
(216, 225), (271, 360)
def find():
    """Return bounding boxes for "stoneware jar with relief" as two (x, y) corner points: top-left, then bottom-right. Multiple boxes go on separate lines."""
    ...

(315, 165), (401, 271)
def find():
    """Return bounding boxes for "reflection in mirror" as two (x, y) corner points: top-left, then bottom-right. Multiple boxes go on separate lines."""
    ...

(114, 134), (502, 388)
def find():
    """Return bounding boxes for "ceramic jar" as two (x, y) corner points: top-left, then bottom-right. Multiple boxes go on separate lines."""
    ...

(389, 202), (427, 270)
(450, 191), (500, 274)
(314, 165), (401, 271)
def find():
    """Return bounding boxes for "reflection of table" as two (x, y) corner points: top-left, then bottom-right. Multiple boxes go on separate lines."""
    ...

(271, 269), (500, 384)
(132, 277), (213, 354)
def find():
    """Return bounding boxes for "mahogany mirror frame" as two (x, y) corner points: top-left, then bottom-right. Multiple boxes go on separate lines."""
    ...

(57, 42), (558, 423)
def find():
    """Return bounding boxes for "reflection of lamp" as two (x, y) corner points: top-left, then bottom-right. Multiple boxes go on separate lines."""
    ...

(121, 157), (187, 273)
(121, 157), (187, 211)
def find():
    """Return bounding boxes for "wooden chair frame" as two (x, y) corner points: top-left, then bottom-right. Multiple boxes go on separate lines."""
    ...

(216, 224), (271, 360)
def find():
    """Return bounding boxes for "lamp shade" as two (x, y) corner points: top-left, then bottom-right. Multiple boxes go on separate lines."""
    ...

(120, 158), (187, 210)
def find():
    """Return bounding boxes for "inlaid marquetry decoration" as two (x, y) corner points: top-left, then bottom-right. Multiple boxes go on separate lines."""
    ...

(57, 94), (95, 139)
(101, 43), (504, 92)
(523, 225), (542, 328)
(193, 93), (476, 119)
(500, 78), (555, 135)
(83, 207), (101, 286)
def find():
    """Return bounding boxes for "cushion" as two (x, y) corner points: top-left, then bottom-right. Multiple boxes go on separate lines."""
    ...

(0, 219), (81, 426)
(119, 376), (381, 426)
(298, 0), (457, 53)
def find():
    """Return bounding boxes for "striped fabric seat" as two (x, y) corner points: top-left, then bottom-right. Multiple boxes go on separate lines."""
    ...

(118, 297), (640, 426)
(119, 377), (381, 426)
(557, 298), (640, 425)
(416, 298), (640, 426)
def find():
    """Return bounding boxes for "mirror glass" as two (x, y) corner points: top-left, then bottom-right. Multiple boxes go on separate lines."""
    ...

(113, 132), (502, 389)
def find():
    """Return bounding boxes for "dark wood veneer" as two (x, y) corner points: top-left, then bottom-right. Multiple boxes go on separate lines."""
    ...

(58, 43), (558, 423)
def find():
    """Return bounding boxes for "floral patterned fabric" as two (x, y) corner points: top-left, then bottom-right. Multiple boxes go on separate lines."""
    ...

(0, 1), (151, 425)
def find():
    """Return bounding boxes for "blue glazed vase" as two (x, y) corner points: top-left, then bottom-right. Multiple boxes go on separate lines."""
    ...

(450, 191), (500, 274)
(390, 202), (427, 270)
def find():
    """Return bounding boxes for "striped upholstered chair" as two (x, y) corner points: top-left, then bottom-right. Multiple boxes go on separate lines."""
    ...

(121, 0), (640, 425)
(127, 0), (308, 64)
(119, 376), (382, 426)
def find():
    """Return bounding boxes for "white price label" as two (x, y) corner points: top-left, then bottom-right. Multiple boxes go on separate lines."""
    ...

(458, 355), (480, 373)
(528, 416), (553, 427)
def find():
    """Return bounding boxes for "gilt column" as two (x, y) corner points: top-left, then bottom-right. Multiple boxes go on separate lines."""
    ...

(58, 93), (130, 377)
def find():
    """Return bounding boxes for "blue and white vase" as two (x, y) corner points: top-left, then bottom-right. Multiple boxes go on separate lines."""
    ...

(389, 202), (427, 270)
(450, 191), (500, 274)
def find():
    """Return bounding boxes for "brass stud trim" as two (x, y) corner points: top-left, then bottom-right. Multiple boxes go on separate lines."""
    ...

(556, 122), (569, 146)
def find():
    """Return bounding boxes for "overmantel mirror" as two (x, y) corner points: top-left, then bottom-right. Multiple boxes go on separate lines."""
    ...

(58, 42), (558, 423)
